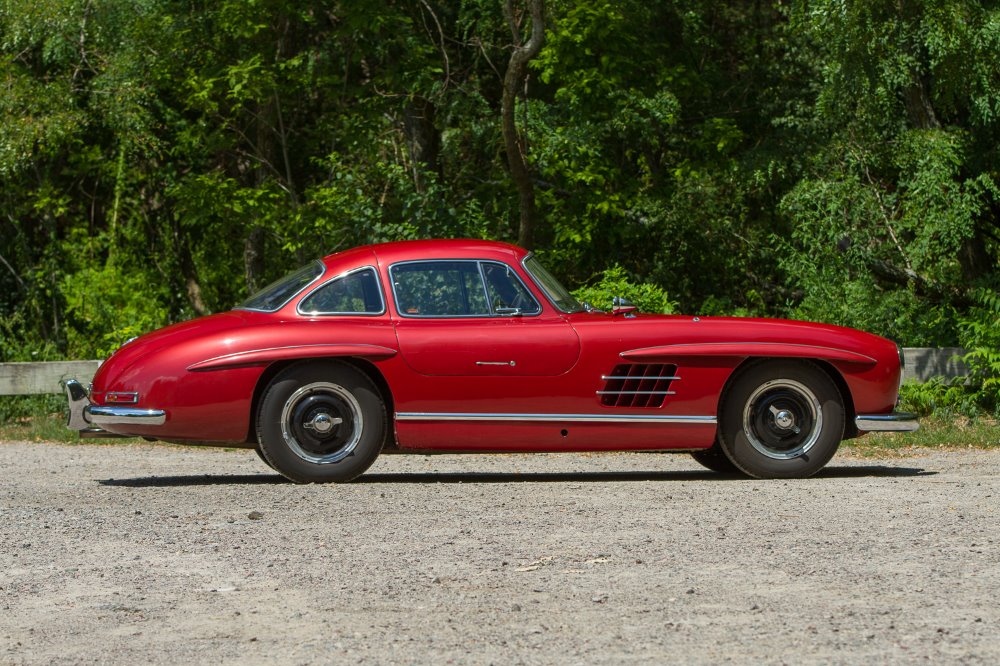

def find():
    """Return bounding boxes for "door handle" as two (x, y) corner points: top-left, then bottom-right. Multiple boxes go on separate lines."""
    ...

(475, 361), (516, 367)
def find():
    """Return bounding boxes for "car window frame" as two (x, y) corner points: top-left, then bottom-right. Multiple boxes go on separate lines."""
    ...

(388, 259), (542, 319)
(296, 266), (387, 317)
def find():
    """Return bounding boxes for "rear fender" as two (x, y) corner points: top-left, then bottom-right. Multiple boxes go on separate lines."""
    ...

(188, 344), (397, 371)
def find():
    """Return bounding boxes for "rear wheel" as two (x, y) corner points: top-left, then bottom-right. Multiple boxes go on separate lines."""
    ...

(717, 360), (844, 479)
(256, 361), (386, 483)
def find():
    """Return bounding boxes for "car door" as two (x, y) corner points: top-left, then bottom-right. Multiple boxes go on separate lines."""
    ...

(389, 259), (580, 376)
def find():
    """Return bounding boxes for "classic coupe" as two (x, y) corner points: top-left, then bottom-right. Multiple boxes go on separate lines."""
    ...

(64, 239), (918, 482)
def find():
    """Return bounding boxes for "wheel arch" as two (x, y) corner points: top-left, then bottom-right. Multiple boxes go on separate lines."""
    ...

(245, 357), (397, 446)
(718, 357), (856, 437)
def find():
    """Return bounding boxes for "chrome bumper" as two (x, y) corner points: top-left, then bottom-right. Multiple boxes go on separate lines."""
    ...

(855, 412), (920, 432)
(63, 379), (166, 435)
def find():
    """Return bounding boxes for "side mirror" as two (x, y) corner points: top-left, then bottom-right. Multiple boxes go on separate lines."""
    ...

(612, 296), (638, 316)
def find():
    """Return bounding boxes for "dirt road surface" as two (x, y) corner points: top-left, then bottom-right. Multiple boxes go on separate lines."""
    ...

(1, 442), (998, 664)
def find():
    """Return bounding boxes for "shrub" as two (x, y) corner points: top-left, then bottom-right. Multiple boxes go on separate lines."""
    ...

(572, 265), (676, 314)
(960, 289), (1000, 415)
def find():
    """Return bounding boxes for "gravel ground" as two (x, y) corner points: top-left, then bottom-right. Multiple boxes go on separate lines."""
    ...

(1, 441), (998, 665)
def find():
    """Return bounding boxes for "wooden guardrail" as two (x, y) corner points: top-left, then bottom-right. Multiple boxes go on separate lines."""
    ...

(0, 348), (970, 396)
(902, 347), (968, 383)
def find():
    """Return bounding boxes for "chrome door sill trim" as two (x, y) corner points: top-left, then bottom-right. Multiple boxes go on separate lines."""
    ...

(595, 390), (676, 396)
(395, 412), (717, 424)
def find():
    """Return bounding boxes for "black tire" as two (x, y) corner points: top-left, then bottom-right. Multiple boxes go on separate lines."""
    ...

(253, 445), (276, 471)
(255, 361), (386, 483)
(690, 446), (742, 474)
(717, 360), (844, 479)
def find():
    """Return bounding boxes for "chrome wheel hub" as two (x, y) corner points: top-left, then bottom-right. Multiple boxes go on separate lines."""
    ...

(304, 412), (342, 434)
(770, 406), (797, 431)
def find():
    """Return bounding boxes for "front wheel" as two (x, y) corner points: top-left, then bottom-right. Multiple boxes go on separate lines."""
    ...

(690, 446), (741, 474)
(256, 361), (386, 483)
(717, 360), (844, 479)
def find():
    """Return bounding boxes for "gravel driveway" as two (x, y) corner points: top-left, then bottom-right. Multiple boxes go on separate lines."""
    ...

(1, 441), (998, 664)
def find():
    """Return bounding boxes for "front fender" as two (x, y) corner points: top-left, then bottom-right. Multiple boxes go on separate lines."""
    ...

(619, 342), (877, 366)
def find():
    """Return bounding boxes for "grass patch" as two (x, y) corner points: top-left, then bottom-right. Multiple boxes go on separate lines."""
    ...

(843, 415), (1000, 458)
(0, 412), (143, 445)
(0, 399), (143, 445)
(1, 394), (144, 444)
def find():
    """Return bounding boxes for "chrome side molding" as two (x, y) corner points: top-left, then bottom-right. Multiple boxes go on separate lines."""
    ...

(395, 412), (716, 424)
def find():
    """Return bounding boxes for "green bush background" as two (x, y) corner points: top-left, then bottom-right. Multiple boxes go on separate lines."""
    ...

(1, 1), (998, 413)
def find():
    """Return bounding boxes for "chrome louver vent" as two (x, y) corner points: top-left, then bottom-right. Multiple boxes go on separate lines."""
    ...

(597, 364), (679, 408)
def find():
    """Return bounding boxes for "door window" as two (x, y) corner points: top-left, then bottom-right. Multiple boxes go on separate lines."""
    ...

(391, 261), (540, 317)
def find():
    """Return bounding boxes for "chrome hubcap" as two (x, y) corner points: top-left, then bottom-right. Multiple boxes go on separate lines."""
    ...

(280, 382), (362, 464)
(743, 379), (822, 460)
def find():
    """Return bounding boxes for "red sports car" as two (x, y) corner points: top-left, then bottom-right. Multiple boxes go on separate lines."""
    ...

(64, 239), (917, 481)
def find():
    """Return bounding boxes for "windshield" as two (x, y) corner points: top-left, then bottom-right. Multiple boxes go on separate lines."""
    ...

(237, 261), (324, 312)
(523, 255), (586, 314)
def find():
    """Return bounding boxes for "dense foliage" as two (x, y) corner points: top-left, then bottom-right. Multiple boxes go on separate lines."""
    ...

(2, 1), (998, 405)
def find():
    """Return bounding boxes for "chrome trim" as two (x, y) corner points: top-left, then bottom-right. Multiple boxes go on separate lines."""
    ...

(388, 259), (542, 319)
(296, 265), (387, 317)
(476, 361), (516, 366)
(86, 405), (166, 426)
(63, 379), (92, 431)
(63, 379), (167, 429)
(596, 390), (675, 395)
(856, 413), (920, 432)
(395, 412), (716, 424)
(601, 375), (680, 381)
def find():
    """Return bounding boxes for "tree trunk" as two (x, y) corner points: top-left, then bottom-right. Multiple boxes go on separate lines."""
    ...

(176, 230), (210, 316)
(903, 74), (940, 130)
(403, 98), (442, 193)
(244, 226), (267, 294)
(501, 0), (545, 250)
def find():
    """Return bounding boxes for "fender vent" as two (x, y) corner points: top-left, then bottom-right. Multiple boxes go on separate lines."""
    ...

(598, 364), (679, 408)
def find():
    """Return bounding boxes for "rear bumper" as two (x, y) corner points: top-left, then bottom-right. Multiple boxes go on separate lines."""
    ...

(855, 412), (920, 432)
(63, 379), (166, 435)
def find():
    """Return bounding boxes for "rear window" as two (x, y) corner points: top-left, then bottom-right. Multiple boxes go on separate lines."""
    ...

(237, 261), (324, 312)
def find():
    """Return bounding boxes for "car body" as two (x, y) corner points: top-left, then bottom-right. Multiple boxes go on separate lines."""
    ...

(64, 239), (918, 481)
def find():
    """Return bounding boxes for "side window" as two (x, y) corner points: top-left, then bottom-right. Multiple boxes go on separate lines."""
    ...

(392, 262), (490, 316)
(299, 268), (384, 315)
(482, 263), (541, 314)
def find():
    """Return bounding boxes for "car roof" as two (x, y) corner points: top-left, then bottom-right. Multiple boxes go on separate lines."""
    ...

(321, 239), (527, 271)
